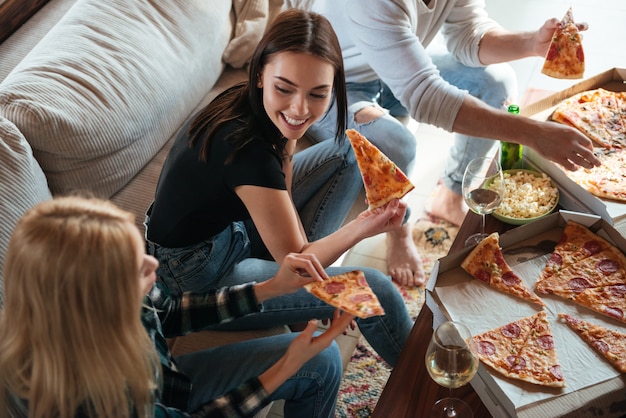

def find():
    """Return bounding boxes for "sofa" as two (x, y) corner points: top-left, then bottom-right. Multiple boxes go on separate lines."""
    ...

(1, 0), (297, 392)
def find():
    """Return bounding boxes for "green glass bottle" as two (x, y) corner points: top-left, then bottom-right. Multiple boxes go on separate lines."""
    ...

(500, 104), (523, 170)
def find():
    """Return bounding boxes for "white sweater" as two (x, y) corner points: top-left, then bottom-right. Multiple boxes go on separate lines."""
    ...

(289, 0), (502, 131)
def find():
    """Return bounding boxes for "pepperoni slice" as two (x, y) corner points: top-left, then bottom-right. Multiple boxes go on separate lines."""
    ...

(494, 251), (506, 268)
(501, 271), (521, 287)
(324, 282), (345, 295)
(547, 253), (563, 268)
(583, 240), (603, 256)
(597, 259), (619, 275)
(351, 293), (373, 303)
(506, 355), (526, 371)
(592, 340), (610, 354)
(603, 306), (624, 321)
(356, 275), (368, 287)
(477, 340), (496, 356)
(474, 269), (491, 283)
(550, 365), (564, 381)
(608, 285), (626, 296)
(536, 335), (555, 350)
(500, 323), (521, 338)
(568, 277), (591, 293)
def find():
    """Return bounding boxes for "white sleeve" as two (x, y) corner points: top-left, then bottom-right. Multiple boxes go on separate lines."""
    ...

(346, 0), (466, 131)
(441, 0), (503, 67)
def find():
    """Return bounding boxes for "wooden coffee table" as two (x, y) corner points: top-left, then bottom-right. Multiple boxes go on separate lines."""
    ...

(372, 212), (515, 418)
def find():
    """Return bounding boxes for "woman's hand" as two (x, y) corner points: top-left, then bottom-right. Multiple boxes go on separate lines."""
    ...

(353, 198), (407, 238)
(254, 252), (328, 303)
(258, 309), (356, 394)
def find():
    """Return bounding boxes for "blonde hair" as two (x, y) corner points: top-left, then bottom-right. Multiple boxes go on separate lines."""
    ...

(0, 196), (158, 418)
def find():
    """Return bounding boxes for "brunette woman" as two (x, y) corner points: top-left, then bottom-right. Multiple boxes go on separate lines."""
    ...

(145, 9), (413, 366)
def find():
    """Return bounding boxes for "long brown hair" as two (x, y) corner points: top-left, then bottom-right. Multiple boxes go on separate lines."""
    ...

(0, 196), (158, 418)
(190, 8), (348, 163)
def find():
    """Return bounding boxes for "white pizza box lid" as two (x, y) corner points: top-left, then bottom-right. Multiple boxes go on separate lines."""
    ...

(517, 67), (626, 227)
(426, 210), (626, 418)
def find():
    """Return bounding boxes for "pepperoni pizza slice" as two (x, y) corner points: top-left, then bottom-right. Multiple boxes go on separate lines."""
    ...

(536, 222), (626, 323)
(541, 7), (585, 79)
(303, 270), (385, 318)
(538, 221), (612, 282)
(472, 311), (565, 387)
(536, 246), (626, 295)
(461, 232), (545, 306)
(346, 129), (415, 209)
(559, 313), (626, 373)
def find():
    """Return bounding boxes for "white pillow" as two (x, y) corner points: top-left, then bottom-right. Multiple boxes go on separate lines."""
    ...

(0, 116), (52, 307)
(0, 0), (232, 197)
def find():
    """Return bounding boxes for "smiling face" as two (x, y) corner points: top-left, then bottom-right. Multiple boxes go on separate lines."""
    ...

(258, 51), (334, 140)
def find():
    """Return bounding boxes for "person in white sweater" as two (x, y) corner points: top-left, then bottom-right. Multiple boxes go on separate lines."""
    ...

(290, 0), (600, 288)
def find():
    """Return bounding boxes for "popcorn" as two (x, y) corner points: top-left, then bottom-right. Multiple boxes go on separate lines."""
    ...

(491, 171), (558, 219)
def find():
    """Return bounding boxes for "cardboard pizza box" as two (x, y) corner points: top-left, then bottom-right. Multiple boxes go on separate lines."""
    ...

(518, 67), (626, 230)
(426, 210), (626, 418)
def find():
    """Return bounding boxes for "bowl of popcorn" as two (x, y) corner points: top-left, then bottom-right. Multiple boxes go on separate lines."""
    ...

(488, 169), (559, 225)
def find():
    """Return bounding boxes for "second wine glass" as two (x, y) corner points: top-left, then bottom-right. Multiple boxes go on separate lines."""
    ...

(425, 321), (479, 418)
(462, 156), (504, 247)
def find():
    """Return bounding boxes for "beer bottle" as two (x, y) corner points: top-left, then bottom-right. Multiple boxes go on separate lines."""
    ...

(500, 104), (523, 170)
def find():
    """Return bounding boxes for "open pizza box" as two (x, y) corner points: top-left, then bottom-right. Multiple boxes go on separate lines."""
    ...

(518, 67), (626, 233)
(426, 210), (626, 418)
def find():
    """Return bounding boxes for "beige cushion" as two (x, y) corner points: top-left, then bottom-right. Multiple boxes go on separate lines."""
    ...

(0, 0), (232, 198)
(0, 116), (51, 306)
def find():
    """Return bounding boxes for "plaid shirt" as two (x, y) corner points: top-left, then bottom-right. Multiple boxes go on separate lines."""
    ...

(142, 282), (271, 417)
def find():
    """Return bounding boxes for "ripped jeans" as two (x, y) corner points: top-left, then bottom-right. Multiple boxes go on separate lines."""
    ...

(307, 50), (518, 195)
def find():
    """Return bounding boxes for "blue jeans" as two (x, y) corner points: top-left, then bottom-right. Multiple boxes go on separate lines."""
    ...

(307, 49), (518, 195)
(146, 138), (413, 366)
(175, 332), (343, 418)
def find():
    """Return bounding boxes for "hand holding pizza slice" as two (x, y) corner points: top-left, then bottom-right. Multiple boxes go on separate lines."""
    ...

(304, 270), (385, 319)
(541, 7), (585, 79)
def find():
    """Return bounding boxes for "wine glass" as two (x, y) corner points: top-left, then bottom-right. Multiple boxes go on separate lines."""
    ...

(462, 156), (504, 247)
(425, 321), (479, 418)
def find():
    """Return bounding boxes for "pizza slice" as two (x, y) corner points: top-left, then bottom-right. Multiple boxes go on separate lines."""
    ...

(303, 269), (385, 318)
(472, 311), (565, 387)
(346, 129), (415, 209)
(559, 313), (626, 372)
(541, 7), (585, 79)
(574, 284), (626, 323)
(461, 232), (545, 306)
(537, 221), (612, 282)
(536, 246), (626, 295)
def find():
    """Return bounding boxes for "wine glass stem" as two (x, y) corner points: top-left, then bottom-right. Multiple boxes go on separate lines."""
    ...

(480, 214), (486, 235)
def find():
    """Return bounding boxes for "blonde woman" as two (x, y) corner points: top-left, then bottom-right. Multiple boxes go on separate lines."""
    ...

(0, 196), (353, 418)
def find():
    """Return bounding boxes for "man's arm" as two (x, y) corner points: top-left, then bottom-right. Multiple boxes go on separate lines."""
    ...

(452, 95), (599, 170)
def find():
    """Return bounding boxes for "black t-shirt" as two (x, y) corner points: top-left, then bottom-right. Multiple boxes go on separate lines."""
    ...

(146, 118), (286, 248)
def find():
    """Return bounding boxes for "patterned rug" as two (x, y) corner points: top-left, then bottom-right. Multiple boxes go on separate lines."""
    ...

(335, 214), (459, 417)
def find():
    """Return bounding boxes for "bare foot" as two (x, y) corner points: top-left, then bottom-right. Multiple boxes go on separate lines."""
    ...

(386, 223), (425, 287)
(427, 183), (468, 226)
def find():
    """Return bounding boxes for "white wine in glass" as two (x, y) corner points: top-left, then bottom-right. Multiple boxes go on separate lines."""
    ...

(425, 321), (479, 418)
(462, 157), (504, 247)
